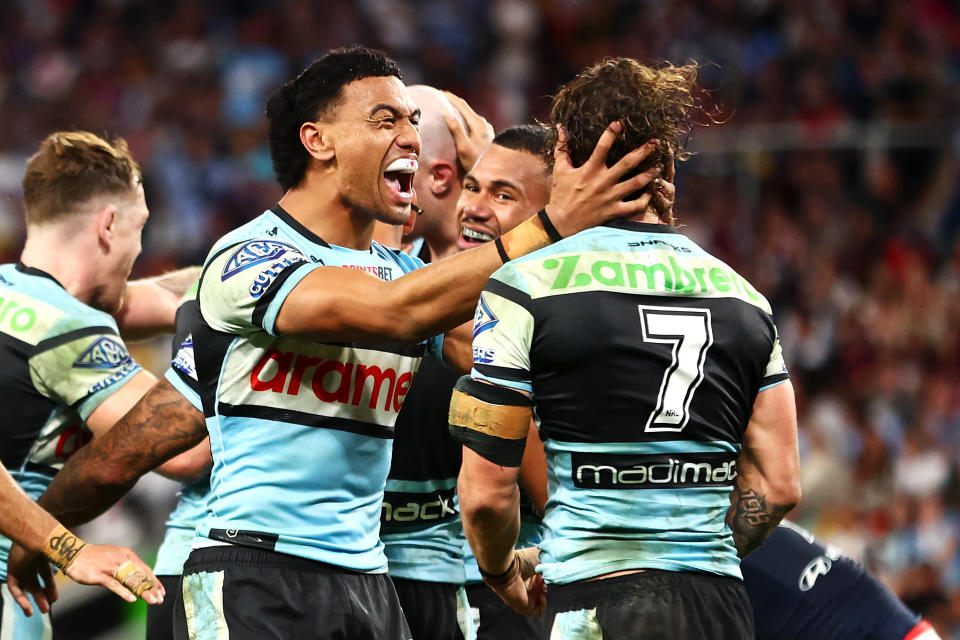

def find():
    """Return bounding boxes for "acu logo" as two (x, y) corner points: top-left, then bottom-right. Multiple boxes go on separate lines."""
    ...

(73, 336), (131, 369)
(221, 240), (304, 280)
(473, 295), (498, 338)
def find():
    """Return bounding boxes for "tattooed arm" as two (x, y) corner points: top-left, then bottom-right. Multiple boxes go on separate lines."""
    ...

(727, 380), (801, 558)
(39, 378), (207, 527)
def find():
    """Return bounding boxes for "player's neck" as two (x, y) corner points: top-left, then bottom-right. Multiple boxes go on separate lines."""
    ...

(20, 233), (100, 304)
(625, 208), (668, 225)
(279, 184), (375, 251)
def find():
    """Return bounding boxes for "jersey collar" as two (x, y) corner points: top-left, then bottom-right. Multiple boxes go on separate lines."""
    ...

(15, 262), (66, 289)
(603, 219), (679, 234)
(270, 205), (331, 248)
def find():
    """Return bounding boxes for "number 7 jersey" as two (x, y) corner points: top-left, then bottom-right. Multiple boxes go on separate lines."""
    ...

(470, 220), (789, 584)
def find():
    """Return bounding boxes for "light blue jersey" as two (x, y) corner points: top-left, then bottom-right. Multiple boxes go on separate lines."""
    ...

(189, 206), (439, 572)
(469, 221), (789, 584)
(0, 263), (141, 582)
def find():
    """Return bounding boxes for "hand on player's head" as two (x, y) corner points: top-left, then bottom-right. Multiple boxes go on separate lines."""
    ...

(545, 122), (662, 237)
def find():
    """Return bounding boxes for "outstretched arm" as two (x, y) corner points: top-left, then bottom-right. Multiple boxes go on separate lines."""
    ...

(113, 266), (201, 340)
(726, 381), (801, 557)
(0, 465), (164, 615)
(39, 378), (207, 527)
(275, 125), (662, 343)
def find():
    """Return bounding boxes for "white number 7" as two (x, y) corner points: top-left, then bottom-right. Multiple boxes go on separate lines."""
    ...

(638, 305), (714, 432)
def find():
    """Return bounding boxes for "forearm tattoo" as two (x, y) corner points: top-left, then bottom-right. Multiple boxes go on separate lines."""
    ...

(39, 379), (206, 525)
(728, 488), (792, 558)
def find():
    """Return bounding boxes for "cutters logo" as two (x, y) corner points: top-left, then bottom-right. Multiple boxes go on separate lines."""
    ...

(473, 295), (498, 338)
(73, 336), (131, 369)
(572, 451), (738, 490)
(472, 346), (496, 364)
(249, 349), (415, 413)
(221, 240), (306, 281)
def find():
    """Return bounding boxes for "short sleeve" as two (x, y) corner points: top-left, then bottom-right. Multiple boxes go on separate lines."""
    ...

(29, 329), (141, 420)
(758, 327), (789, 392)
(470, 270), (535, 394)
(198, 239), (314, 336)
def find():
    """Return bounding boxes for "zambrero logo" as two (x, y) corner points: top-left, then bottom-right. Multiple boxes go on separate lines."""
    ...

(73, 336), (132, 369)
(221, 240), (306, 281)
(248, 349), (415, 413)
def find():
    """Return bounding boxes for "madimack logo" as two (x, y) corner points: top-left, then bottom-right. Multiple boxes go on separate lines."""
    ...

(572, 451), (738, 490)
(73, 336), (131, 369)
(473, 295), (498, 338)
(221, 240), (305, 280)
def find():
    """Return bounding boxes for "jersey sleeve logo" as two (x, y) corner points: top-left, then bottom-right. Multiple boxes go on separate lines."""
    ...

(172, 334), (198, 381)
(473, 295), (499, 338)
(73, 336), (132, 369)
(221, 240), (306, 281)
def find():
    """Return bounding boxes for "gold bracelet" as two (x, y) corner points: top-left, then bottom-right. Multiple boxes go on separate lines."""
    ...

(41, 524), (87, 572)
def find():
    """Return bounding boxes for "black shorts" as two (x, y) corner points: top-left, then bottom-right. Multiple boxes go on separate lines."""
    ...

(172, 545), (411, 640)
(146, 574), (182, 640)
(466, 582), (548, 640)
(392, 578), (466, 640)
(544, 570), (754, 640)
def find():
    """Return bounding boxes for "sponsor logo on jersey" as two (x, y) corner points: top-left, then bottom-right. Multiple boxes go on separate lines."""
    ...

(343, 264), (394, 281)
(247, 348), (416, 414)
(73, 336), (132, 369)
(381, 488), (458, 523)
(798, 555), (833, 591)
(571, 451), (738, 489)
(473, 295), (498, 338)
(221, 240), (307, 281)
(472, 345), (496, 364)
(172, 334), (198, 380)
(540, 252), (762, 302)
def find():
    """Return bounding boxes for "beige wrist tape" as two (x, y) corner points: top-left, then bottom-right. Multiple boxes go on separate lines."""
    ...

(498, 216), (552, 262)
(42, 524), (87, 572)
(449, 390), (532, 440)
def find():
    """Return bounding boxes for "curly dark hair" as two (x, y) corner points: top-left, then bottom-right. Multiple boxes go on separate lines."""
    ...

(266, 46), (402, 192)
(547, 58), (710, 224)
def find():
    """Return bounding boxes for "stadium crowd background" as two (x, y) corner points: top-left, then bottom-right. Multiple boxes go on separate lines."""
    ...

(0, 0), (958, 637)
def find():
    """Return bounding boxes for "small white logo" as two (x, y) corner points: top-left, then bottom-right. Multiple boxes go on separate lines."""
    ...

(798, 555), (833, 591)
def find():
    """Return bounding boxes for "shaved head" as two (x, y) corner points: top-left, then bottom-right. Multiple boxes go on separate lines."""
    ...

(403, 85), (469, 259)
(407, 85), (464, 166)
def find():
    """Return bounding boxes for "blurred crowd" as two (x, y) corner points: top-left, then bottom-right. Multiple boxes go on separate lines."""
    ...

(1, 0), (959, 636)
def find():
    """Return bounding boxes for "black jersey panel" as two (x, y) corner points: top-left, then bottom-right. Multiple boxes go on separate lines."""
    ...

(0, 333), (57, 469)
(527, 290), (776, 445)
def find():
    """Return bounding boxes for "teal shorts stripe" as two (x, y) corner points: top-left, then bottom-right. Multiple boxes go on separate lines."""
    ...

(182, 570), (229, 639)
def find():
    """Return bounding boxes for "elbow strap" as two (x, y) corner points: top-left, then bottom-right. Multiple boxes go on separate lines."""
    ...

(449, 376), (532, 467)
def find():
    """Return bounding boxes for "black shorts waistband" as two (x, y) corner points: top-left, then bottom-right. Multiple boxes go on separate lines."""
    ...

(548, 569), (742, 612)
(183, 543), (376, 576)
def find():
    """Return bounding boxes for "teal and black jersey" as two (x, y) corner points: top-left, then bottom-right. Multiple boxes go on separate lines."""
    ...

(154, 283), (209, 576)
(470, 221), (789, 584)
(380, 354), (465, 584)
(0, 263), (141, 579)
(191, 205), (439, 572)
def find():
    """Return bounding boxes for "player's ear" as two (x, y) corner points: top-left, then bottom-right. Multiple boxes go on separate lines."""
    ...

(301, 121), (335, 163)
(428, 160), (457, 198)
(95, 204), (118, 251)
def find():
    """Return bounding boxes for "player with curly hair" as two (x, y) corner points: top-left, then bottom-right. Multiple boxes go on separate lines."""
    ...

(455, 57), (801, 639)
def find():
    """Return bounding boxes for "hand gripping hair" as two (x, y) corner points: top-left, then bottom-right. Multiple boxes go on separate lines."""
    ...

(448, 376), (533, 467)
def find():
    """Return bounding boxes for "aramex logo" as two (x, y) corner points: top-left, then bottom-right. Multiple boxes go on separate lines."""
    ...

(249, 349), (414, 413)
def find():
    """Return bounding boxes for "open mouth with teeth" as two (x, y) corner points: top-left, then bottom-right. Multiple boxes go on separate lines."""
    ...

(458, 225), (496, 249)
(383, 157), (417, 205)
